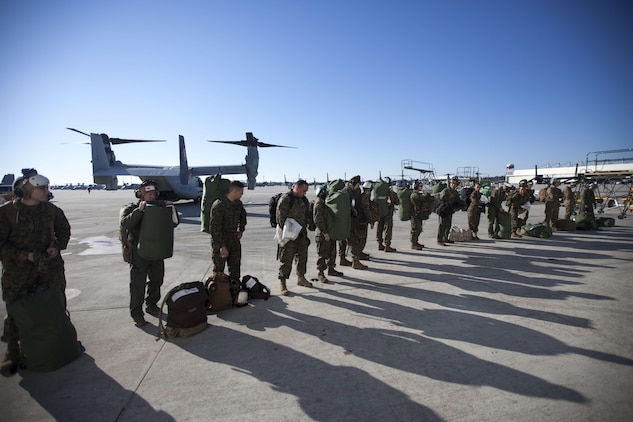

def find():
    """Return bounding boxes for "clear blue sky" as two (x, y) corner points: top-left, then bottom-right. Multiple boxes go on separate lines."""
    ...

(1, 0), (632, 185)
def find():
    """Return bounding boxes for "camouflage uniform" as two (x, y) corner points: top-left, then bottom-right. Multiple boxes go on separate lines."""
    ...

(563, 186), (576, 220)
(467, 189), (483, 235)
(580, 187), (597, 222)
(313, 197), (336, 273)
(544, 185), (563, 227)
(410, 190), (433, 247)
(487, 187), (506, 238)
(437, 187), (462, 243)
(121, 200), (168, 319)
(210, 196), (247, 285)
(376, 189), (399, 249)
(509, 191), (530, 232)
(0, 199), (70, 350)
(276, 192), (310, 280)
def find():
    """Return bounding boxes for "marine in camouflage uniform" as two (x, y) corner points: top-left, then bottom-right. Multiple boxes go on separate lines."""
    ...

(338, 176), (368, 270)
(437, 177), (463, 245)
(313, 185), (342, 284)
(509, 183), (530, 237)
(409, 182), (433, 249)
(210, 181), (247, 292)
(276, 180), (313, 295)
(562, 183), (576, 220)
(120, 180), (173, 327)
(467, 183), (483, 239)
(544, 179), (564, 228)
(579, 182), (598, 224)
(376, 178), (400, 252)
(487, 185), (507, 239)
(0, 173), (70, 375)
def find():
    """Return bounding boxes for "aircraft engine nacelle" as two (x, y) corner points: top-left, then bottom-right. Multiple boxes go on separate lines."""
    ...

(94, 175), (118, 190)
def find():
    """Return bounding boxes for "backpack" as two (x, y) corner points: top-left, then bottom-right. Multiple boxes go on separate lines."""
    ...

(241, 275), (271, 300)
(201, 174), (230, 233)
(520, 223), (553, 238)
(268, 193), (283, 227)
(119, 207), (133, 263)
(158, 281), (208, 339)
(432, 182), (447, 194)
(205, 272), (234, 312)
(459, 186), (474, 211)
(538, 188), (547, 202)
(396, 187), (413, 221)
(371, 181), (390, 218)
(269, 192), (313, 230)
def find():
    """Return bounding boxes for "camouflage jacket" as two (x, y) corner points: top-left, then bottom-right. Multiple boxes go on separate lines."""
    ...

(209, 196), (247, 249)
(563, 187), (575, 206)
(488, 188), (506, 211)
(410, 191), (434, 220)
(276, 192), (310, 233)
(509, 191), (530, 218)
(313, 197), (330, 238)
(0, 199), (70, 303)
(545, 186), (563, 205)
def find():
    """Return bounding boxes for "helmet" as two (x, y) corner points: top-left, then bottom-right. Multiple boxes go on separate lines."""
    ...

(363, 181), (373, 190)
(316, 184), (328, 199)
(136, 179), (160, 199)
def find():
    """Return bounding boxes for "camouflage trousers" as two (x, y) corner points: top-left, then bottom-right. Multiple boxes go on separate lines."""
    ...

(339, 218), (363, 258)
(315, 236), (336, 272)
(410, 217), (423, 244)
(278, 233), (310, 280)
(212, 238), (242, 283)
(544, 203), (560, 228)
(376, 215), (394, 245)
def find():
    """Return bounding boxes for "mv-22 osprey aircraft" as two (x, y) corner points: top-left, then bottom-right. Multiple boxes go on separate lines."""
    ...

(67, 128), (293, 201)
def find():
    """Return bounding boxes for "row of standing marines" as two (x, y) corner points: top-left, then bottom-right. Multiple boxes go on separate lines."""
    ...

(0, 170), (600, 375)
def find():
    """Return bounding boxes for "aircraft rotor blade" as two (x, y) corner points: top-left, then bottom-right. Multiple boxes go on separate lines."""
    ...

(109, 138), (167, 145)
(208, 140), (248, 146)
(66, 127), (90, 137)
(208, 140), (296, 148)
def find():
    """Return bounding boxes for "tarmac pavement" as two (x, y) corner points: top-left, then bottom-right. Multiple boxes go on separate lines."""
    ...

(1, 187), (632, 421)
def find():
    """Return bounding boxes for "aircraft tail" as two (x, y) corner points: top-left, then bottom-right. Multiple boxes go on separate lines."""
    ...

(1, 174), (14, 186)
(90, 133), (118, 189)
(179, 135), (188, 185)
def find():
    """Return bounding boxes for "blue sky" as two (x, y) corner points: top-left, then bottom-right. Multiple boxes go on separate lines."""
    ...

(1, 0), (632, 185)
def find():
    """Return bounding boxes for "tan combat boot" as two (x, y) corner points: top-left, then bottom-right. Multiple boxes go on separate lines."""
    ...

(384, 244), (397, 252)
(279, 279), (289, 296)
(411, 243), (423, 250)
(297, 275), (314, 288)
(318, 272), (329, 283)
(378, 242), (385, 251)
(352, 258), (368, 270)
(328, 267), (344, 277)
(512, 229), (522, 238)
(339, 256), (352, 266)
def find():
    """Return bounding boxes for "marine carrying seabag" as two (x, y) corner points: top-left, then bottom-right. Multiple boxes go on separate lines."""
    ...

(201, 174), (230, 233)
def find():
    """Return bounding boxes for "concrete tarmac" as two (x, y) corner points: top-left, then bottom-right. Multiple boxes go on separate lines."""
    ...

(1, 187), (632, 421)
